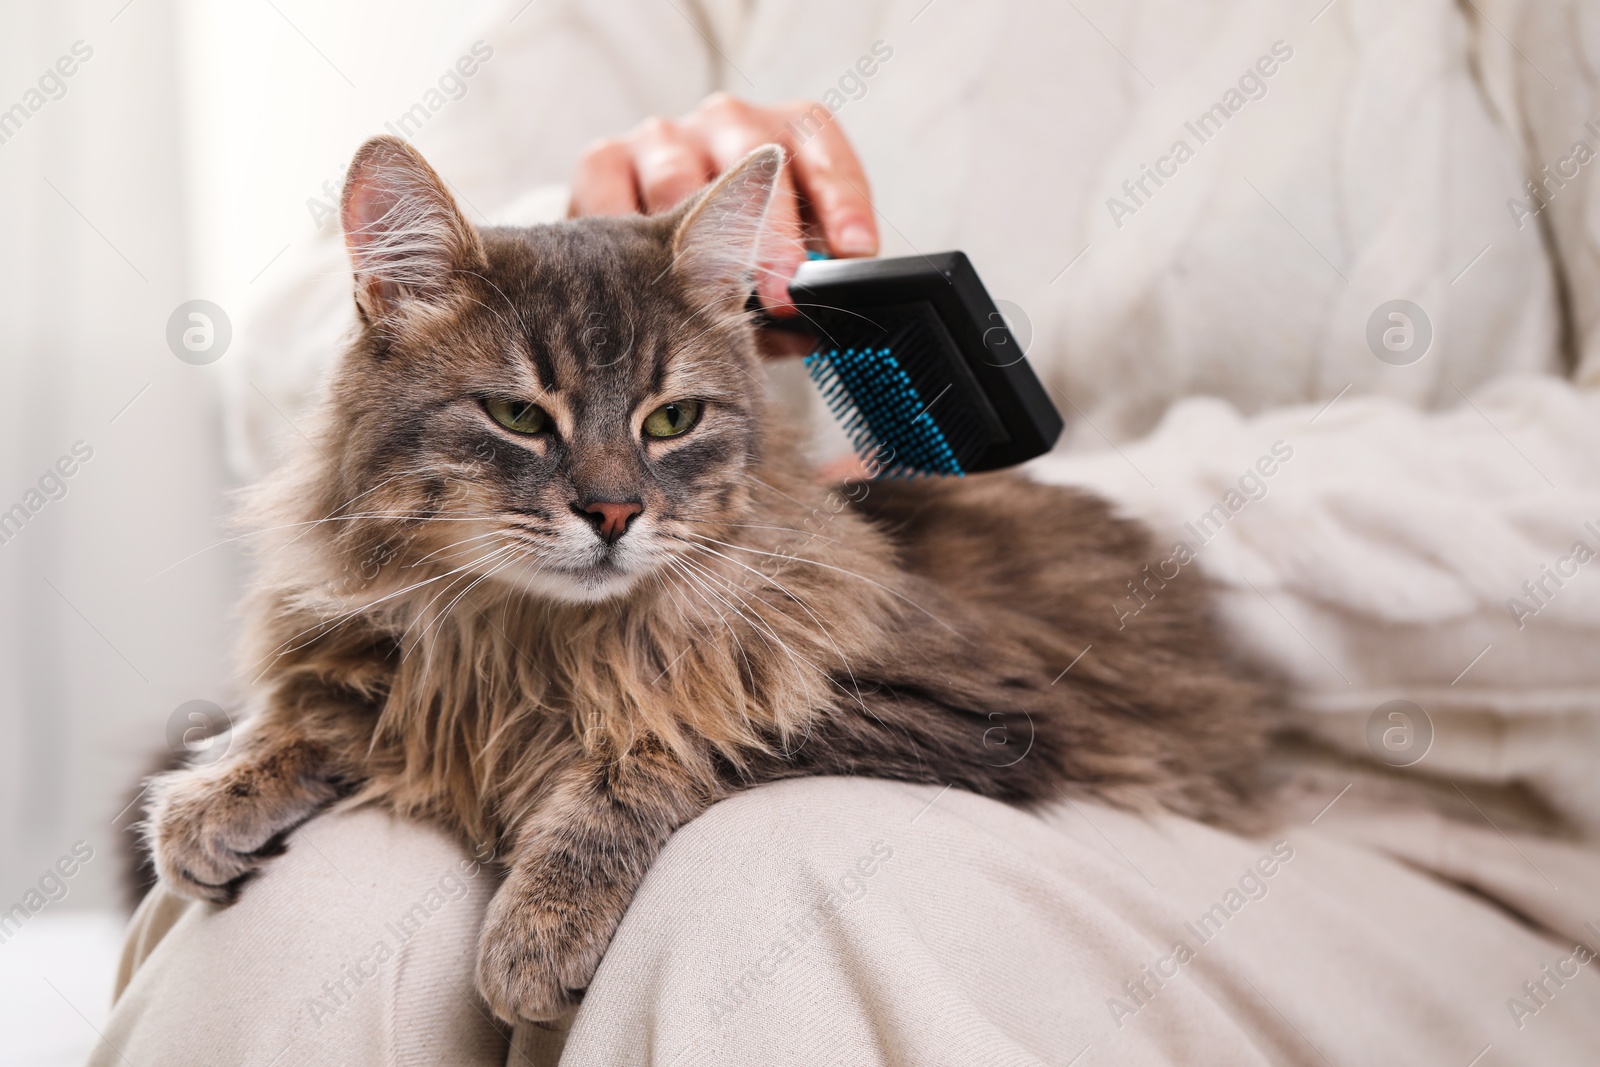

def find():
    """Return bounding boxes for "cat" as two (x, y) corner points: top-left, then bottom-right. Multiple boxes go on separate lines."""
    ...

(145, 135), (1279, 1023)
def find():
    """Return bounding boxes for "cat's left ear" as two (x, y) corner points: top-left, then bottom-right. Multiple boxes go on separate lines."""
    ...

(670, 144), (784, 312)
(341, 135), (486, 322)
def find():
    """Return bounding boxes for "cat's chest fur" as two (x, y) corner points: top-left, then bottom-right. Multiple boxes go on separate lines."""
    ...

(344, 479), (908, 826)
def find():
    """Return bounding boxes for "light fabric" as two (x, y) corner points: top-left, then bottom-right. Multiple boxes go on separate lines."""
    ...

(95, 0), (1600, 1063)
(97, 781), (1600, 1065)
(99, 807), (511, 1065)
(1028, 378), (1600, 832)
(223, 0), (1600, 828)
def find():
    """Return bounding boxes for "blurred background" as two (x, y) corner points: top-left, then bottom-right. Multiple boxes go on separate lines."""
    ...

(0, 2), (499, 1060)
(6, 0), (1600, 1062)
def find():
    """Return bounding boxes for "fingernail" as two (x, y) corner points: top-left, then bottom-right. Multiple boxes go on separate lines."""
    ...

(834, 223), (877, 256)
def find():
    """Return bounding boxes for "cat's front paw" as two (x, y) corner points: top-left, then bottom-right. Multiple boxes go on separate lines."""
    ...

(475, 864), (620, 1023)
(145, 751), (336, 905)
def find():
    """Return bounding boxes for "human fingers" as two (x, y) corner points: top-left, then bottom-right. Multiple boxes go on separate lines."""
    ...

(782, 100), (878, 258)
(628, 117), (715, 213)
(568, 137), (642, 217)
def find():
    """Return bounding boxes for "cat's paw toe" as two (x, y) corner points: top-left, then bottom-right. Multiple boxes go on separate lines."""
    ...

(145, 770), (301, 905)
(475, 881), (607, 1023)
(475, 947), (583, 1024)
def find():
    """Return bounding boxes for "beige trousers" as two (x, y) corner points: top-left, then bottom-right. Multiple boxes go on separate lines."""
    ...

(91, 777), (1600, 1065)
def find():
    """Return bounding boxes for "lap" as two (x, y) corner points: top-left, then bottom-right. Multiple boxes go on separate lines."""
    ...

(552, 777), (1600, 1065)
(94, 805), (508, 1067)
(98, 780), (1600, 1066)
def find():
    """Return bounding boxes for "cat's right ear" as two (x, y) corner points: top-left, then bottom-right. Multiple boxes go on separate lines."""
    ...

(340, 135), (486, 323)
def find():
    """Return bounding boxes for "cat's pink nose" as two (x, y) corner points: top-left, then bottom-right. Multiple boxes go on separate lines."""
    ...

(577, 500), (642, 543)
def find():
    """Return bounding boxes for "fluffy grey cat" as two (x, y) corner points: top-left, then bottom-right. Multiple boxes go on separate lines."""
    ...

(146, 136), (1278, 1022)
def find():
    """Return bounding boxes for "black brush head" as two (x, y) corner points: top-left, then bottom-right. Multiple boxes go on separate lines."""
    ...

(767, 252), (1063, 476)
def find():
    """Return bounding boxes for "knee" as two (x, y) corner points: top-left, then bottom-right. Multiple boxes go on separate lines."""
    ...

(643, 777), (923, 903)
(104, 807), (506, 1063)
(191, 805), (496, 965)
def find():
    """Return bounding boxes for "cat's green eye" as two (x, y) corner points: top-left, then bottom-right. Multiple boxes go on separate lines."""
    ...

(486, 397), (549, 435)
(642, 400), (701, 439)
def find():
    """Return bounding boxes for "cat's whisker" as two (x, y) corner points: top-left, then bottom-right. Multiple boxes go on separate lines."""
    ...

(146, 502), (497, 582)
(676, 538), (882, 728)
(668, 311), (777, 367)
(251, 544), (519, 679)
(668, 567), (828, 734)
(746, 474), (819, 512)
(660, 559), (765, 724)
(270, 511), (507, 528)
(668, 269), (811, 361)
(471, 567), (556, 694)
(402, 542), (519, 649)
(409, 529), (512, 568)
(259, 511), (518, 570)
(438, 587), (561, 788)
(768, 300), (882, 328)
(677, 530), (965, 640)
(427, 540), (543, 639)
(649, 557), (700, 618)
(671, 518), (838, 544)
(675, 541), (876, 722)
(645, 568), (730, 681)
(669, 552), (841, 707)
(663, 554), (770, 665)
(316, 464), (440, 517)
(652, 561), (726, 650)
(359, 543), (520, 614)
(669, 553), (860, 746)
(672, 547), (876, 723)
(451, 288), (520, 338)
(739, 295), (893, 357)
(671, 554), (801, 669)
(409, 546), (531, 674)
(263, 460), (464, 550)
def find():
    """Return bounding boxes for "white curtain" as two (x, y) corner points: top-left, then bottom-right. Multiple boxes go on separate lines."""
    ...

(0, 0), (236, 913)
(0, 0), (507, 925)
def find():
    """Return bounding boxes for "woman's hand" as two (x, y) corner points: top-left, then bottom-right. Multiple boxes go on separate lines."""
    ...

(567, 92), (879, 314)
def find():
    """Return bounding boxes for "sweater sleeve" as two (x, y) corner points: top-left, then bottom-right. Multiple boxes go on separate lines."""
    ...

(1464, 0), (1600, 385)
(1028, 376), (1600, 831)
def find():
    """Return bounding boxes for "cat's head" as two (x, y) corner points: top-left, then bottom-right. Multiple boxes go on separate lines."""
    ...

(313, 135), (787, 605)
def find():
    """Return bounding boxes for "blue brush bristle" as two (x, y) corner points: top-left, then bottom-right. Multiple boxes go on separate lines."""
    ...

(804, 346), (965, 478)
